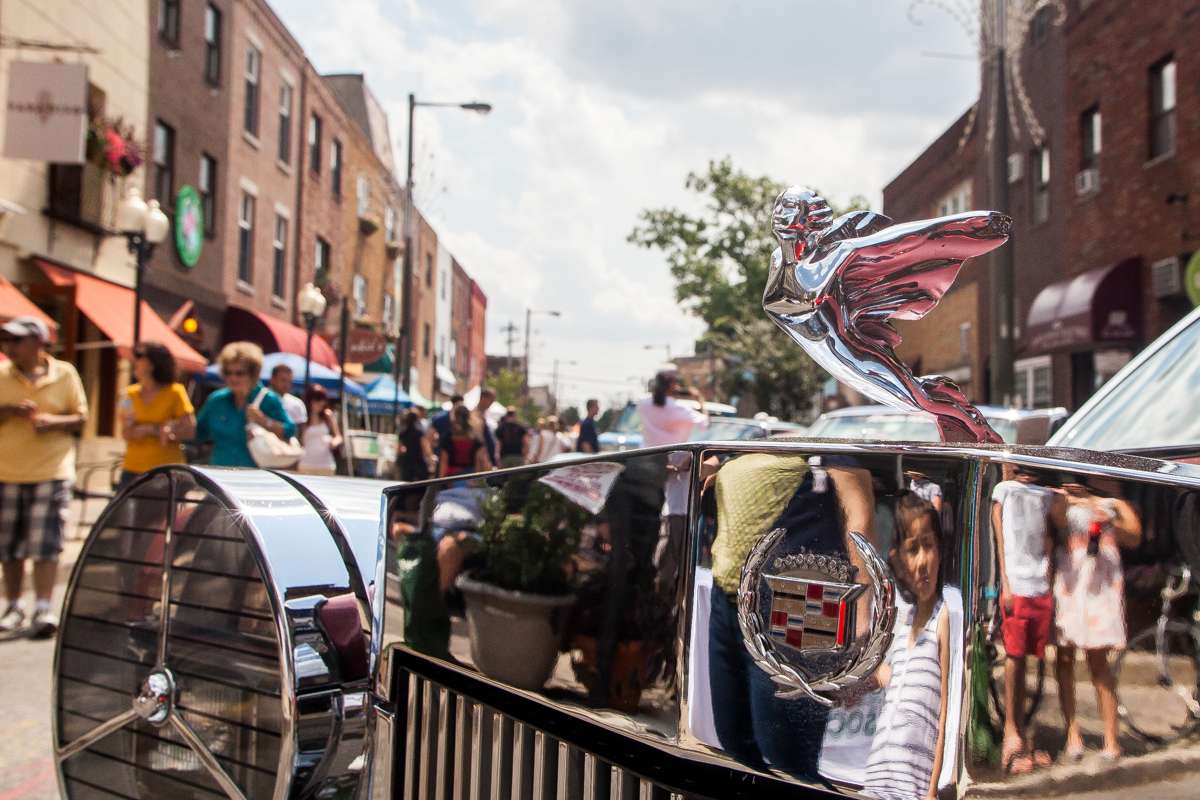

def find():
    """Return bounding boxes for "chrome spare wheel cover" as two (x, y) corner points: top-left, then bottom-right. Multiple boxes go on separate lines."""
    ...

(132, 669), (174, 726)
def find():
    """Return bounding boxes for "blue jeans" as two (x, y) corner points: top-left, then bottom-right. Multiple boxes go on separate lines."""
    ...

(707, 582), (830, 778)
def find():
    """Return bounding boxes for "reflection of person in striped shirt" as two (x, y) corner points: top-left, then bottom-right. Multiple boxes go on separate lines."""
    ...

(863, 494), (951, 800)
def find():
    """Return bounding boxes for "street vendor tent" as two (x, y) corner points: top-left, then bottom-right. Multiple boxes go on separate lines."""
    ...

(364, 375), (413, 414)
(201, 352), (366, 399)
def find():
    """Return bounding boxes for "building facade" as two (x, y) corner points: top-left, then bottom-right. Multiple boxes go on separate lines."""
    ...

(0, 0), (153, 436)
(885, 0), (1199, 410)
(468, 279), (487, 391)
(410, 213), (439, 401)
(141, 0), (234, 357)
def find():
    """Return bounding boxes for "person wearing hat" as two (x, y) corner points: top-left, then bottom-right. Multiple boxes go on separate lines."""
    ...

(0, 316), (87, 637)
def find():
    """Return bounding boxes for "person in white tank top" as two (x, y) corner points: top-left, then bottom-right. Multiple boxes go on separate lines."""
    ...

(297, 384), (341, 475)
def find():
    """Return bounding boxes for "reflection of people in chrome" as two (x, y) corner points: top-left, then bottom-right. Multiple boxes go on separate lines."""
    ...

(707, 453), (874, 777)
(864, 494), (950, 800)
(1053, 476), (1142, 762)
(907, 470), (943, 514)
(991, 468), (1055, 773)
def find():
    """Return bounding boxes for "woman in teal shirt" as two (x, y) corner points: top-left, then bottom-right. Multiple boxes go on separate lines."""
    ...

(195, 342), (296, 467)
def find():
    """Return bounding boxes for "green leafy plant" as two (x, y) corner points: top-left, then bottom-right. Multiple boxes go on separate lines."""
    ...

(474, 477), (589, 595)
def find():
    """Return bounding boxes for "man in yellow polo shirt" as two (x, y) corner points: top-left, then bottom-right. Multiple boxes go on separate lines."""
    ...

(0, 316), (87, 638)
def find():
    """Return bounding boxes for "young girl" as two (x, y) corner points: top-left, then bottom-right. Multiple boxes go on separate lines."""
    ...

(863, 493), (951, 800)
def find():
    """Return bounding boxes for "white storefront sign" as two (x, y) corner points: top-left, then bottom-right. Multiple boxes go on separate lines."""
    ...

(4, 62), (88, 163)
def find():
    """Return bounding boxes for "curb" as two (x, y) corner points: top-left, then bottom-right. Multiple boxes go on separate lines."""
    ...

(967, 745), (1200, 797)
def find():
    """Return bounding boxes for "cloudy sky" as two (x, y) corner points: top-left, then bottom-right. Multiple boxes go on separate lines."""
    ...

(276, 0), (980, 411)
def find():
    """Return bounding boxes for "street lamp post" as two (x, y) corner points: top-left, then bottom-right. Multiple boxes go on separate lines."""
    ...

(400, 94), (492, 395)
(524, 308), (562, 391)
(551, 358), (578, 412)
(116, 187), (169, 345)
(298, 282), (328, 394)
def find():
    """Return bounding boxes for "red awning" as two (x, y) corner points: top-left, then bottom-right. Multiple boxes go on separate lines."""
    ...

(34, 260), (208, 373)
(222, 305), (338, 368)
(1025, 257), (1143, 353)
(0, 275), (57, 338)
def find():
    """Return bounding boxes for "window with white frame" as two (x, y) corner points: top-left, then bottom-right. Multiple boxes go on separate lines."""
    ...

(238, 191), (256, 284)
(1080, 105), (1101, 169)
(315, 236), (331, 281)
(243, 45), (260, 136)
(1013, 355), (1052, 408)
(936, 181), (971, 217)
(272, 214), (288, 299)
(198, 154), (217, 236)
(384, 207), (395, 241)
(278, 82), (293, 164)
(204, 5), (222, 85)
(382, 293), (395, 330)
(1150, 56), (1176, 159)
(356, 175), (370, 216)
(353, 274), (368, 318)
(1030, 144), (1050, 223)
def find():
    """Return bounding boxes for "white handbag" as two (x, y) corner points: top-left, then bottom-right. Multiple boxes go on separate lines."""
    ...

(246, 388), (304, 469)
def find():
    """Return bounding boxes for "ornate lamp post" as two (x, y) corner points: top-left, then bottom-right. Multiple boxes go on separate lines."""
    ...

(298, 282), (328, 393)
(116, 187), (170, 345)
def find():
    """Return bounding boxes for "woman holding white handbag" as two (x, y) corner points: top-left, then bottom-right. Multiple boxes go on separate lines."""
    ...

(195, 342), (297, 467)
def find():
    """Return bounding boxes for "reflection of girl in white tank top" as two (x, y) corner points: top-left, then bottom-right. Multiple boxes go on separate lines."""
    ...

(300, 419), (336, 472)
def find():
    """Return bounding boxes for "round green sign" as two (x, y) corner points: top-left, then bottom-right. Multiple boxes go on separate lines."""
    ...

(174, 185), (204, 268)
(1187, 251), (1200, 308)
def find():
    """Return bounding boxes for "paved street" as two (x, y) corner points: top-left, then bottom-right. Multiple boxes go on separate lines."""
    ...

(0, 604), (63, 800)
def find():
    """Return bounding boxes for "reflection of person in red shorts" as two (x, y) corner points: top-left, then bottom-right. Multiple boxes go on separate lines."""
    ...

(992, 468), (1057, 774)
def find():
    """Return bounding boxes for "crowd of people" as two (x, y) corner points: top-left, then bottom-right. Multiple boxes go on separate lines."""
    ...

(0, 318), (610, 637)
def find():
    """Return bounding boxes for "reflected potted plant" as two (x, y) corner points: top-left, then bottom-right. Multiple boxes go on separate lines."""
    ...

(455, 476), (588, 690)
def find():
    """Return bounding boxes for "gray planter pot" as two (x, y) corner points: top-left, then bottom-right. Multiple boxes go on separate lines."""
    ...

(455, 574), (575, 690)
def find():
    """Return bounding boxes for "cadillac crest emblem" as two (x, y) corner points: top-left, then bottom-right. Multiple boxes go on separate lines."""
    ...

(738, 528), (895, 707)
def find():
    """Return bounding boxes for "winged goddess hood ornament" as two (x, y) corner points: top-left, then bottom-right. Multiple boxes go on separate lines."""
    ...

(763, 187), (1012, 444)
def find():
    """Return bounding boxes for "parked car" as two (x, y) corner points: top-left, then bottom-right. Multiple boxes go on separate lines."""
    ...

(1049, 304), (1200, 461)
(807, 403), (1068, 444)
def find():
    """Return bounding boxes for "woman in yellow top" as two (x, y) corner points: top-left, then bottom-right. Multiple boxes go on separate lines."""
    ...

(119, 342), (195, 488)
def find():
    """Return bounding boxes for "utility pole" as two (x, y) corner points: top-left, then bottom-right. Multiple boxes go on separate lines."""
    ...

(500, 320), (518, 371)
(523, 308), (531, 392)
(988, 1), (1015, 405)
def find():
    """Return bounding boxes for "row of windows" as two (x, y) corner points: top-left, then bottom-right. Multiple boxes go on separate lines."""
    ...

(233, 203), (390, 315)
(1021, 55), (1176, 226)
(152, 119), (216, 233)
(158, 1), (222, 87)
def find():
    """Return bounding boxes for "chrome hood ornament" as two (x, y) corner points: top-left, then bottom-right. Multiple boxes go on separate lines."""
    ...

(763, 187), (1012, 444)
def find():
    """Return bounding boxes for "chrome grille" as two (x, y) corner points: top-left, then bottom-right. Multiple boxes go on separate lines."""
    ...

(400, 674), (684, 800)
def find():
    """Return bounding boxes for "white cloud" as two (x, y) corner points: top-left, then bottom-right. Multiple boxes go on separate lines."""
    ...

(275, 0), (978, 411)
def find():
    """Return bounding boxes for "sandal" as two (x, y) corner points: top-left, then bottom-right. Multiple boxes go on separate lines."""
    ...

(1002, 749), (1036, 775)
(1030, 750), (1052, 768)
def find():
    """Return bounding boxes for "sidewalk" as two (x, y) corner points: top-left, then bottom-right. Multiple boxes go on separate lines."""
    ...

(969, 653), (1200, 797)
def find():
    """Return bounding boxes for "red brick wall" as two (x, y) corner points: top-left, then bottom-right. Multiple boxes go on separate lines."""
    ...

(468, 280), (487, 390)
(223, 0), (306, 320)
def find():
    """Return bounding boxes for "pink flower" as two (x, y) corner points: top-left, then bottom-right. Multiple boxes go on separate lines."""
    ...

(105, 128), (126, 171)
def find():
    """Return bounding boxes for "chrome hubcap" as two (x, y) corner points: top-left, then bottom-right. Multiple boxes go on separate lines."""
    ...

(132, 668), (175, 726)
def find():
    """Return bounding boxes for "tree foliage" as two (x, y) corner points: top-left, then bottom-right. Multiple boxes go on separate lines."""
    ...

(628, 158), (866, 421)
(489, 367), (542, 425)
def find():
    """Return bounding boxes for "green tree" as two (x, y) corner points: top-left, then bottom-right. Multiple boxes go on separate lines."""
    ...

(628, 158), (865, 421)
(488, 367), (543, 425)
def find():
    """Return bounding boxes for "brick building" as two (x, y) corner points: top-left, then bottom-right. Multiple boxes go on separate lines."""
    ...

(410, 213), (439, 401)
(295, 70), (402, 361)
(143, 0), (233, 357)
(217, 0), (307, 344)
(885, 0), (1199, 410)
(450, 259), (472, 387)
(884, 108), (981, 399)
(468, 279), (488, 391)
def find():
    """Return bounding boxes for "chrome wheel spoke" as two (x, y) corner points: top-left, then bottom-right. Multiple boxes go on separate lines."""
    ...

(58, 709), (138, 760)
(171, 714), (248, 800)
(156, 474), (178, 664)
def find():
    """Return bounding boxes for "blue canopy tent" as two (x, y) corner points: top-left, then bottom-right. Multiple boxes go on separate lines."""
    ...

(201, 351), (367, 399)
(365, 375), (413, 415)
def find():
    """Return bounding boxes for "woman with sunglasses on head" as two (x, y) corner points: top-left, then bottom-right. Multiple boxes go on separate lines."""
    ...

(297, 384), (342, 476)
(194, 342), (295, 467)
(119, 342), (195, 488)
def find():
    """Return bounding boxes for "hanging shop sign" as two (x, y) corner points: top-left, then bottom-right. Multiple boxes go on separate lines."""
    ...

(3, 62), (88, 163)
(333, 329), (389, 365)
(174, 185), (204, 268)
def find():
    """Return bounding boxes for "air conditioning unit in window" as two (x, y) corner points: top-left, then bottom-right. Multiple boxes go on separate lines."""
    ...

(1151, 256), (1182, 298)
(1007, 154), (1023, 183)
(1074, 168), (1100, 196)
